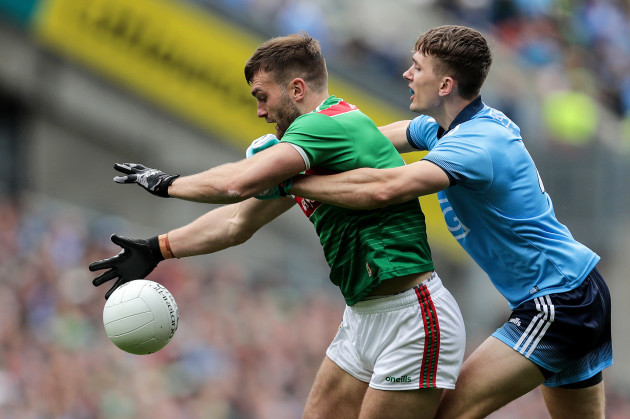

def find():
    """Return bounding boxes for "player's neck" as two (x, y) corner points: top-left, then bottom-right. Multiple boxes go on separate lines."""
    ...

(436, 97), (472, 130)
(300, 91), (331, 114)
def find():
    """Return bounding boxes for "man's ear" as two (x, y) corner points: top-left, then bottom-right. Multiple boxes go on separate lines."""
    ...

(439, 76), (455, 97)
(289, 78), (307, 101)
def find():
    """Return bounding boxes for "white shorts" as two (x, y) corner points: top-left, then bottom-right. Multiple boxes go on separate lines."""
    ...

(326, 272), (465, 390)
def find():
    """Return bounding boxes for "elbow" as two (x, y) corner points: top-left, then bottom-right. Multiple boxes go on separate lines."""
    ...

(223, 177), (269, 200)
(220, 179), (250, 201)
(187, 180), (246, 204)
(369, 186), (400, 208)
(229, 229), (254, 247)
(225, 215), (257, 247)
(367, 194), (393, 209)
(367, 184), (410, 208)
(221, 225), (255, 249)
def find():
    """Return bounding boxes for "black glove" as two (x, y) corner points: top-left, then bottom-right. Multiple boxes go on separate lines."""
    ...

(89, 234), (164, 299)
(113, 163), (179, 197)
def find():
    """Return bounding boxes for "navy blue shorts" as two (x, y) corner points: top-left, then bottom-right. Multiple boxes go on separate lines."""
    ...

(492, 267), (613, 388)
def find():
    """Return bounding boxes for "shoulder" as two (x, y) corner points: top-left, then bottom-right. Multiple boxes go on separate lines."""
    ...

(407, 115), (440, 149)
(447, 107), (521, 149)
(288, 100), (372, 137)
(472, 106), (521, 137)
(409, 114), (439, 131)
(285, 112), (344, 139)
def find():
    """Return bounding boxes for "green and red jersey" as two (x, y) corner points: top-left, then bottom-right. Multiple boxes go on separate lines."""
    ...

(281, 96), (434, 305)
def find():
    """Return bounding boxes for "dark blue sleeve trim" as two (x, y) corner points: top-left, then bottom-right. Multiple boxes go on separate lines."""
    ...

(406, 125), (420, 150)
(422, 157), (457, 186)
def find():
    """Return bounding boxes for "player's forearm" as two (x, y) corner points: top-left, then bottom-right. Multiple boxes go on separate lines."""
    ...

(290, 163), (447, 209)
(167, 163), (250, 204)
(290, 169), (395, 210)
(158, 198), (293, 259)
(167, 147), (305, 203)
(162, 205), (255, 258)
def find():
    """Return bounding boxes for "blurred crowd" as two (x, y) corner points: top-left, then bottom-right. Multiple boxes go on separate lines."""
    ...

(1, 193), (630, 418)
(444, 0), (630, 119)
(0, 194), (344, 418)
(442, 0), (630, 147)
(204, 0), (630, 147)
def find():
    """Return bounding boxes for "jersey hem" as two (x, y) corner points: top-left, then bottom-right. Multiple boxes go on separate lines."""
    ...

(343, 264), (435, 306)
(508, 256), (600, 309)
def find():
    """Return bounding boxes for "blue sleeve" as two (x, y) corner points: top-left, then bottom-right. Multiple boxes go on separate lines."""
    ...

(406, 115), (440, 151)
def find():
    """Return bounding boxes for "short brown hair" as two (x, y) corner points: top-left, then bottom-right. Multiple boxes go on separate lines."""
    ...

(245, 32), (328, 91)
(415, 25), (492, 99)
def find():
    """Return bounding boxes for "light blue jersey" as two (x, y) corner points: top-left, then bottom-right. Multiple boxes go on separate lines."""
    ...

(407, 97), (600, 309)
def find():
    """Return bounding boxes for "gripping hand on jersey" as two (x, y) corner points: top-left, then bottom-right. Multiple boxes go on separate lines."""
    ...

(89, 234), (164, 299)
(113, 163), (179, 197)
(245, 134), (294, 200)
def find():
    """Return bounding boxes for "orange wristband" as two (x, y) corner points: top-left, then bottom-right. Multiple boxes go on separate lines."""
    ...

(158, 234), (176, 259)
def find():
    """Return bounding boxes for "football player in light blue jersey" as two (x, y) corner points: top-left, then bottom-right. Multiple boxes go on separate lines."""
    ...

(407, 106), (600, 309)
(282, 25), (613, 418)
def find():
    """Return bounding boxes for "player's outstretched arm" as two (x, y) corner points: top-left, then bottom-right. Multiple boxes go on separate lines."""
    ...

(167, 197), (295, 257)
(113, 141), (305, 204)
(168, 142), (304, 203)
(89, 197), (295, 298)
(289, 160), (451, 210)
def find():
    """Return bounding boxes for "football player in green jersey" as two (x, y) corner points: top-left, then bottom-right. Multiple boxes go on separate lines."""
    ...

(90, 33), (465, 418)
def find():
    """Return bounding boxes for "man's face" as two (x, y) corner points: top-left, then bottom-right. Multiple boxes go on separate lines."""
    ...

(403, 52), (444, 115)
(250, 70), (302, 139)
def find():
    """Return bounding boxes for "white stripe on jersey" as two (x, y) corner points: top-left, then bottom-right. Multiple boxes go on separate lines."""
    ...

(513, 295), (555, 357)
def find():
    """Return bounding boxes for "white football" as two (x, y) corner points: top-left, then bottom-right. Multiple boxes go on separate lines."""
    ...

(103, 280), (179, 355)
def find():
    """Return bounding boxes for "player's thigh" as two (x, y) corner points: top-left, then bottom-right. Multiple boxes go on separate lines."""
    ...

(436, 336), (545, 419)
(541, 382), (605, 419)
(360, 387), (443, 419)
(303, 356), (369, 419)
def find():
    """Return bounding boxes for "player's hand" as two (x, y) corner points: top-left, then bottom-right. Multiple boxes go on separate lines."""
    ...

(113, 163), (180, 197)
(89, 234), (164, 299)
(245, 134), (292, 200)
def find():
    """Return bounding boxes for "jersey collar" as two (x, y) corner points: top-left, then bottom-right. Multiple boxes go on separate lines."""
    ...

(437, 96), (484, 139)
(314, 95), (340, 112)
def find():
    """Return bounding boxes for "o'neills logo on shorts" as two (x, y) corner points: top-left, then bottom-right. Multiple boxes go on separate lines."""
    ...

(386, 375), (412, 383)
